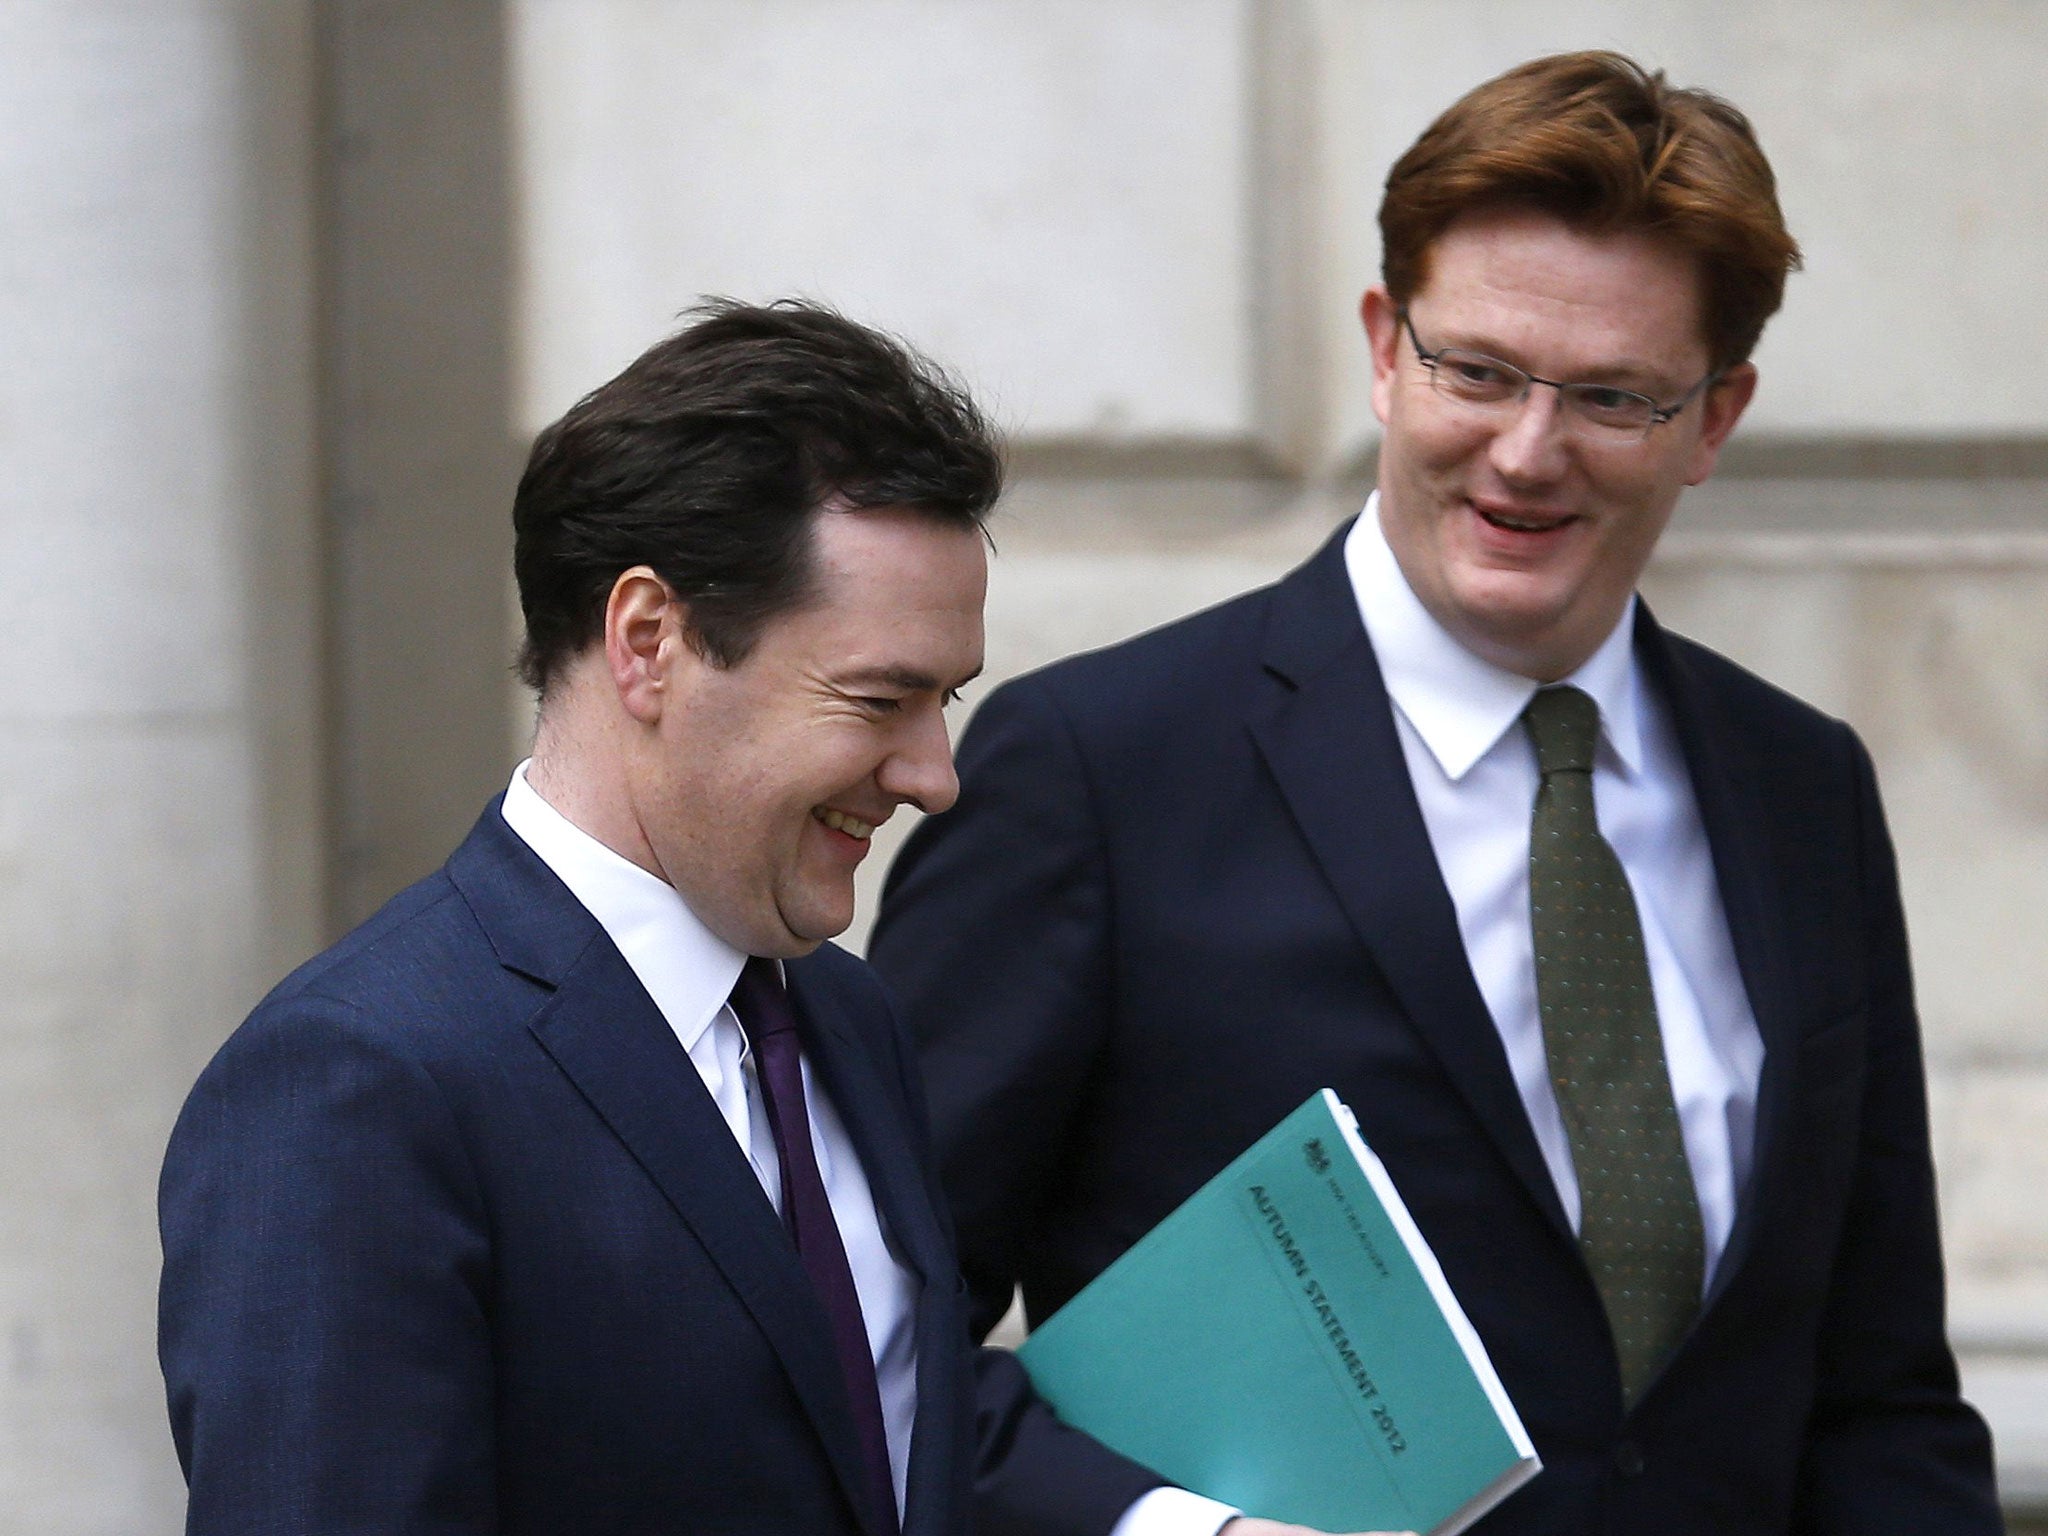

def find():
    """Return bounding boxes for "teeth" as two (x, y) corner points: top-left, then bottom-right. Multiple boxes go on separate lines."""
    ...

(815, 808), (875, 840)
(1483, 511), (1558, 533)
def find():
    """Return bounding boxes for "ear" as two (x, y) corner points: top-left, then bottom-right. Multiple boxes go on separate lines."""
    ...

(603, 566), (684, 725)
(1684, 362), (1758, 486)
(1361, 286), (1404, 426)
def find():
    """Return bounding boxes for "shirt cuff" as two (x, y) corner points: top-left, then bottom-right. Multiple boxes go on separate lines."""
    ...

(1108, 1484), (1243, 1536)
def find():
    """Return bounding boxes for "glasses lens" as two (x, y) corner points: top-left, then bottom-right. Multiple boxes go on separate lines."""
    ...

(1559, 383), (1658, 436)
(1429, 348), (1525, 404)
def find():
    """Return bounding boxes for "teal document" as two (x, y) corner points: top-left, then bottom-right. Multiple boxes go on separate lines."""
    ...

(1016, 1090), (1540, 1536)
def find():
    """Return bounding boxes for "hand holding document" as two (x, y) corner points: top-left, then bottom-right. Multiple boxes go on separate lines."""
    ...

(1018, 1091), (1540, 1536)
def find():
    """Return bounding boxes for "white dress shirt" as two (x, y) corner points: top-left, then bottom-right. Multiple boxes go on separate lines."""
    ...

(499, 763), (920, 1514)
(1345, 498), (1764, 1279)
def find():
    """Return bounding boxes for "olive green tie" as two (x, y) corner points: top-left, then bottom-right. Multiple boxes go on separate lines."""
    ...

(1524, 685), (1702, 1404)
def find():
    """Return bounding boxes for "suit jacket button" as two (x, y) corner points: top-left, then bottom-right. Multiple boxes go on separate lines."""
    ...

(1613, 1439), (1646, 1478)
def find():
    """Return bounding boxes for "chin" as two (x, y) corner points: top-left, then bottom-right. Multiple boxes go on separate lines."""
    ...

(1448, 598), (1577, 669)
(780, 907), (855, 952)
(1452, 582), (1574, 640)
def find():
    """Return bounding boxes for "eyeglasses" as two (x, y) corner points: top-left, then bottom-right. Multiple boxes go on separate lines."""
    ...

(1399, 309), (1718, 443)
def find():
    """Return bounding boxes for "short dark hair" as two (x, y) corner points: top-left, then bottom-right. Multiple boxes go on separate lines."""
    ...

(513, 298), (1003, 695)
(1380, 51), (1802, 370)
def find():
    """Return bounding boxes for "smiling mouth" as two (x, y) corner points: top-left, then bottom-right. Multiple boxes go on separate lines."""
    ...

(813, 807), (877, 840)
(1474, 502), (1575, 534)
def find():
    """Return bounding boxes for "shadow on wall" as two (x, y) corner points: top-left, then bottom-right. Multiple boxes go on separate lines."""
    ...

(319, 0), (525, 936)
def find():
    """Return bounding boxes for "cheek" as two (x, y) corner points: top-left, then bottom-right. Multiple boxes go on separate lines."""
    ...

(773, 735), (877, 835)
(1585, 483), (1683, 587)
(1403, 409), (1491, 475)
(1595, 455), (1688, 530)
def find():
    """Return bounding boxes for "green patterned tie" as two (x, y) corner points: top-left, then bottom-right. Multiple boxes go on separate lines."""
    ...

(1524, 685), (1702, 1404)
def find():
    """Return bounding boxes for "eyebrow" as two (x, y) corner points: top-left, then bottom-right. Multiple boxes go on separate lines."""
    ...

(838, 663), (985, 692)
(1452, 336), (1673, 390)
(1412, 314), (1667, 386)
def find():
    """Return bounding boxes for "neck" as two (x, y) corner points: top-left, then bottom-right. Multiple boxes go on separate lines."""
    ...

(526, 684), (663, 880)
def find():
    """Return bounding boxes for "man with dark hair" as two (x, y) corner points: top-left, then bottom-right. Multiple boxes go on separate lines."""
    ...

(161, 299), (1002, 1534)
(873, 53), (2000, 1536)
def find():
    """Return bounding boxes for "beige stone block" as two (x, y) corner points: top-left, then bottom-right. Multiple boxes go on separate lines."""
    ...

(1930, 1069), (2048, 1301)
(509, 0), (1258, 442)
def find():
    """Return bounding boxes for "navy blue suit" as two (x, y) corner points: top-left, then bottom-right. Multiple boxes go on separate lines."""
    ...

(160, 804), (974, 1536)
(870, 523), (1999, 1535)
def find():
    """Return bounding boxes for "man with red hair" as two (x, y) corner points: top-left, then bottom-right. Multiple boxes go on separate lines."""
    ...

(875, 52), (2001, 1536)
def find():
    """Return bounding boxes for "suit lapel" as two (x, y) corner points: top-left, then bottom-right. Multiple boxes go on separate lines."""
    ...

(1635, 610), (1800, 1305)
(447, 810), (886, 1536)
(1248, 527), (1573, 1240)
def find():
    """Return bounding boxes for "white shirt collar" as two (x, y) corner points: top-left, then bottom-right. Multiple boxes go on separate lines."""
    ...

(499, 760), (747, 1054)
(1343, 492), (1646, 781)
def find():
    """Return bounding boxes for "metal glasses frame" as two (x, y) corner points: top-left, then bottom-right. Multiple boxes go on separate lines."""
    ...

(1398, 308), (1719, 437)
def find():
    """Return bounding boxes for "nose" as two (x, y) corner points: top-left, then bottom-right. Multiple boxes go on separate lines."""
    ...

(1488, 382), (1572, 484)
(877, 705), (961, 816)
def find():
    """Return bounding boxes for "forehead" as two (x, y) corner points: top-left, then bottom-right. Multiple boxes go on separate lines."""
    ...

(807, 505), (987, 597)
(1413, 209), (1710, 372)
(764, 506), (987, 665)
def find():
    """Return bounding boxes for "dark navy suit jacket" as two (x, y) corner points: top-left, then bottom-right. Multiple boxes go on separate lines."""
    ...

(160, 803), (974, 1536)
(870, 522), (2000, 1536)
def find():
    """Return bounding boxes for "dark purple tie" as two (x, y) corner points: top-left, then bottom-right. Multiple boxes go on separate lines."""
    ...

(730, 958), (898, 1531)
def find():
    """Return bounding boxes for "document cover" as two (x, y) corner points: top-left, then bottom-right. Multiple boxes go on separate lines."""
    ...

(1016, 1090), (1540, 1535)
